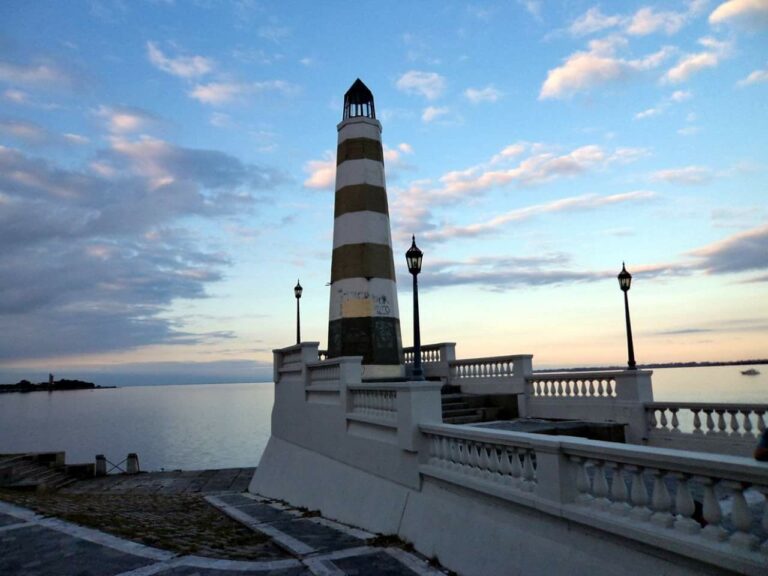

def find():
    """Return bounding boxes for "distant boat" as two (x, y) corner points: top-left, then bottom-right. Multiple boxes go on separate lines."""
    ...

(741, 368), (760, 376)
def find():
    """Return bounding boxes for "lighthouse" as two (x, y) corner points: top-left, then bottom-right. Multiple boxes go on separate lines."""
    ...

(327, 79), (404, 380)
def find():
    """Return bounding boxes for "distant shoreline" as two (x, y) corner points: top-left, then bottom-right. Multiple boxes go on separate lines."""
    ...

(535, 359), (768, 373)
(0, 379), (116, 394)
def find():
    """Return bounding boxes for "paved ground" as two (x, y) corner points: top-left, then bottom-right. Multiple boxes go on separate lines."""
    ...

(0, 469), (449, 576)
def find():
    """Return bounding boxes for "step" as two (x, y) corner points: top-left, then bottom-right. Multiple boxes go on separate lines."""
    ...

(442, 408), (480, 418)
(441, 401), (470, 410)
(444, 414), (484, 425)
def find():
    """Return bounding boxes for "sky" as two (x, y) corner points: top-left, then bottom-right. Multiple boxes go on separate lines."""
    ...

(0, 0), (766, 385)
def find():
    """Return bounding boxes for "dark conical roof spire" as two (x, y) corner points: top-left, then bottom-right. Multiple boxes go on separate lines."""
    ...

(343, 78), (375, 120)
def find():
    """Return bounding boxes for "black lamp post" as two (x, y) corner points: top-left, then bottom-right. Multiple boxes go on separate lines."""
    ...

(618, 263), (637, 370)
(406, 236), (425, 381)
(294, 279), (303, 345)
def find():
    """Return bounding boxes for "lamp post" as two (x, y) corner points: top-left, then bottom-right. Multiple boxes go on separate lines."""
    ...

(406, 236), (425, 381)
(617, 263), (637, 370)
(294, 279), (303, 345)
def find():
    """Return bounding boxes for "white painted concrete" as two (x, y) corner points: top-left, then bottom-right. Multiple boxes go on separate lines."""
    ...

(336, 117), (381, 142)
(334, 159), (385, 190)
(332, 211), (392, 249)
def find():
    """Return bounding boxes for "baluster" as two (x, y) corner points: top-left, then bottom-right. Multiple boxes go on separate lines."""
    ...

(573, 457), (592, 503)
(704, 409), (715, 433)
(729, 410), (740, 435)
(565, 380), (572, 397)
(659, 409), (668, 429)
(428, 436), (439, 466)
(479, 444), (492, 480)
(608, 463), (630, 515)
(670, 408), (680, 432)
(592, 460), (610, 510)
(510, 449), (523, 488)
(725, 481), (757, 551)
(691, 409), (702, 434)
(649, 408), (658, 429)
(522, 450), (535, 492)
(757, 410), (766, 433)
(488, 447), (502, 483)
(469, 443), (482, 477)
(716, 410), (727, 434)
(599, 379), (607, 397)
(499, 449), (513, 485)
(449, 440), (460, 472)
(673, 474), (700, 534)
(455, 441), (468, 473)
(588, 379), (596, 397)
(700, 477), (727, 541)
(609, 378), (617, 397)
(628, 465), (652, 521)
(742, 410), (753, 437)
(649, 469), (674, 527)
(436, 437), (447, 467)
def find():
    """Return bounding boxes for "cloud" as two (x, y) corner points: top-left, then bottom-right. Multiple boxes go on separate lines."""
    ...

(539, 36), (674, 99)
(422, 254), (608, 291)
(423, 191), (657, 243)
(0, 119), (50, 144)
(0, 59), (76, 89)
(709, 0), (768, 28)
(95, 105), (157, 134)
(396, 71), (446, 100)
(518, 0), (542, 20)
(464, 85), (502, 103)
(189, 80), (297, 105)
(627, 7), (688, 36)
(390, 142), (648, 240)
(303, 151), (336, 189)
(635, 107), (663, 120)
(738, 66), (768, 86)
(690, 224), (768, 275)
(422, 106), (449, 123)
(651, 165), (713, 184)
(671, 89), (693, 102)
(569, 7), (624, 36)
(146, 42), (214, 78)
(0, 141), (285, 360)
(664, 37), (731, 83)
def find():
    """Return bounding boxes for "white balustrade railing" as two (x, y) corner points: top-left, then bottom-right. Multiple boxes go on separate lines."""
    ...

(564, 445), (768, 560)
(527, 372), (619, 398)
(307, 362), (341, 386)
(646, 402), (768, 439)
(422, 425), (537, 494)
(419, 423), (768, 574)
(450, 356), (516, 380)
(349, 387), (397, 422)
(404, 344), (448, 364)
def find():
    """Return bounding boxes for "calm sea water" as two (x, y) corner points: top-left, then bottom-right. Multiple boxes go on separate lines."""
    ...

(0, 366), (765, 471)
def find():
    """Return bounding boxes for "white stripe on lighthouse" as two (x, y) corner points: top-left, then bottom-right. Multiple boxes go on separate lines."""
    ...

(332, 211), (393, 249)
(329, 278), (400, 322)
(334, 159), (385, 190)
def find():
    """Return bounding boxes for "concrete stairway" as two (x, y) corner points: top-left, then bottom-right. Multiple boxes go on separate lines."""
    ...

(440, 385), (518, 425)
(0, 452), (93, 492)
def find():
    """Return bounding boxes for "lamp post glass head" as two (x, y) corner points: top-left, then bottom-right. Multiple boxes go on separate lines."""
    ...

(618, 262), (632, 292)
(294, 279), (303, 299)
(406, 236), (423, 275)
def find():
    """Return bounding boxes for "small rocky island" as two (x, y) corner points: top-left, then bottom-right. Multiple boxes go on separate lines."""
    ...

(0, 376), (114, 393)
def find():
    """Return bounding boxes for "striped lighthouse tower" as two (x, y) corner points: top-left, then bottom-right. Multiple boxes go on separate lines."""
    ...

(327, 79), (404, 380)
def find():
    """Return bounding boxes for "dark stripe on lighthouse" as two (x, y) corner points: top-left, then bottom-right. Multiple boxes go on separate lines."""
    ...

(327, 317), (403, 365)
(336, 138), (384, 164)
(334, 184), (389, 217)
(330, 244), (396, 283)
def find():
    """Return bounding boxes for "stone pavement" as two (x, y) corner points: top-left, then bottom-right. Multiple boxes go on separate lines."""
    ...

(0, 470), (449, 576)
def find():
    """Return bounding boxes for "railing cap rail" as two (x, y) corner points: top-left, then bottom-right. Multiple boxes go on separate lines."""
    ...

(349, 382), (442, 392)
(306, 355), (363, 369)
(403, 342), (456, 350)
(420, 422), (768, 485)
(450, 354), (533, 365)
(645, 401), (768, 410)
(527, 369), (652, 380)
(274, 341), (321, 354)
